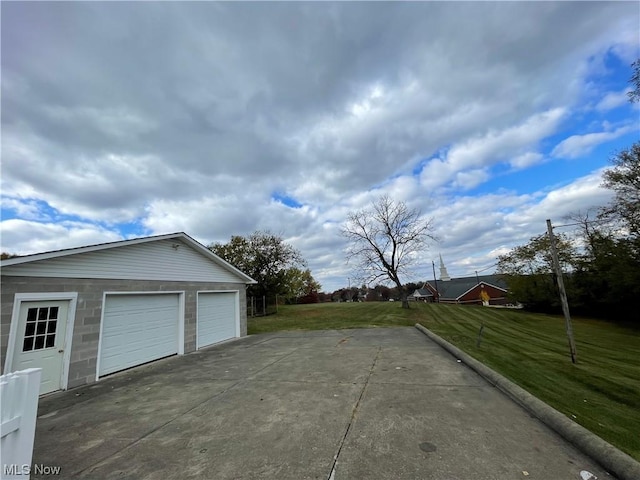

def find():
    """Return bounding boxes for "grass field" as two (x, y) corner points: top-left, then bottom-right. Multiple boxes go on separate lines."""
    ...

(248, 302), (640, 461)
(247, 301), (421, 333)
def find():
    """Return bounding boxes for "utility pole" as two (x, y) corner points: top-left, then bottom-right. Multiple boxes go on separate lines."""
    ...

(546, 219), (577, 364)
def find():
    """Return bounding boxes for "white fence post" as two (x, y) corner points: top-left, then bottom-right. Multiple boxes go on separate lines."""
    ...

(1, 368), (42, 480)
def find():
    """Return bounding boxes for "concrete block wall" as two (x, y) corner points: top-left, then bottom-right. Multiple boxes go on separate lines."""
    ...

(184, 289), (197, 353)
(1, 277), (248, 389)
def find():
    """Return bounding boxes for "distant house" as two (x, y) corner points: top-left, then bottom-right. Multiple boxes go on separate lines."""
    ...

(422, 275), (509, 305)
(411, 288), (434, 302)
(412, 255), (509, 305)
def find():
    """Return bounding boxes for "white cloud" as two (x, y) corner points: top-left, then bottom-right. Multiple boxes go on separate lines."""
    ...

(551, 124), (635, 159)
(1, 197), (49, 221)
(0, 168), (618, 291)
(596, 88), (632, 112)
(1, 2), (636, 292)
(419, 108), (565, 190)
(0, 219), (121, 255)
(413, 170), (615, 281)
(503, 170), (614, 231)
(509, 152), (545, 170)
(452, 169), (490, 190)
(447, 109), (565, 170)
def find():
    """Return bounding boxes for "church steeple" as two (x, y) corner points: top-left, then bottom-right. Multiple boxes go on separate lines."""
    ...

(439, 254), (451, 281)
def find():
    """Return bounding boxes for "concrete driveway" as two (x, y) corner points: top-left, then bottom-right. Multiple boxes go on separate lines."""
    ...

(32, 328), (610, 479)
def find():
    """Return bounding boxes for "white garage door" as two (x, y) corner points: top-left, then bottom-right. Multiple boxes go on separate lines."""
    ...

(197, 292), (238, 349)
(99, 294), (179, 376)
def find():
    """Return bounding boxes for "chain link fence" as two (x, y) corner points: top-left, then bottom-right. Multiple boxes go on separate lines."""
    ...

(247, 295), (279, 317)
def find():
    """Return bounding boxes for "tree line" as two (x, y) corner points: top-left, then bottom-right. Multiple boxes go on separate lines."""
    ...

(323, 282), (426, 303)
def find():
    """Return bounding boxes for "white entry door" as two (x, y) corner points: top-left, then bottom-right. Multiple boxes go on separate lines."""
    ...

(12, 300), (69, 395)
(197, 292), (238, 349)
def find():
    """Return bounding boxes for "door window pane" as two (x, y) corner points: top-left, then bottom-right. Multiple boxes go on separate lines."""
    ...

(23, 337), (34, 351)
(23, 306), (59, 352)
(25, 322), (36, 336)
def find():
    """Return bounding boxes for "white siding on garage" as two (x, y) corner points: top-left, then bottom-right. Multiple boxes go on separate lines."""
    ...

(197, 292), (238, 349)
(1, 239), (241, 283)
(99, 294), (180, 376)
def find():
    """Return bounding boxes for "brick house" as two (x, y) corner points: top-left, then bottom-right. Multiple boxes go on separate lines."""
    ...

(420, 275), (509, 305)
(411, 255), (508, 305)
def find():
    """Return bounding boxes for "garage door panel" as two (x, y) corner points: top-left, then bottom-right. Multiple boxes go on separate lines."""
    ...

(197, 292), (237, 349)
(100, 294), (179, 376)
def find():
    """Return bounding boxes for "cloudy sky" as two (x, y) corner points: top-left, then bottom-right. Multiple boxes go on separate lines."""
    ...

(2, 2), (639, 292)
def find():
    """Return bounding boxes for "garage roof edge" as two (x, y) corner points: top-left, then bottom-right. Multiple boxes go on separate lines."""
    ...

(0, 232), (258, 284)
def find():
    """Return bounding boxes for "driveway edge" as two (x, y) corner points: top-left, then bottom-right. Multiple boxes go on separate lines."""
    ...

(414, 323), (640, 480)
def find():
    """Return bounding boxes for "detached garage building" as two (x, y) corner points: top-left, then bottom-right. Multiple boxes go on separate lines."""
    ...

(1, 232), (256, 395)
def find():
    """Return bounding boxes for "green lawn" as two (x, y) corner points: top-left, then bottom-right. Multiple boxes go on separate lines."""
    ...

(247, 301), (423, 334)
(248, 302), (640, 461)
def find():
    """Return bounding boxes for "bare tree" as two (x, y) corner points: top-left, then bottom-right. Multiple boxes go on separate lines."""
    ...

(342, 195), (436, 308)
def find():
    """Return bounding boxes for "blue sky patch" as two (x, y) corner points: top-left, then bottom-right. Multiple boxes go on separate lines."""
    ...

(272, 193), (303, 209)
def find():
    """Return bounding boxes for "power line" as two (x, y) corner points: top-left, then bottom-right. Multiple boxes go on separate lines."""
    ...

(552, 218), (609, 229)
(476, 262), (498, 273)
